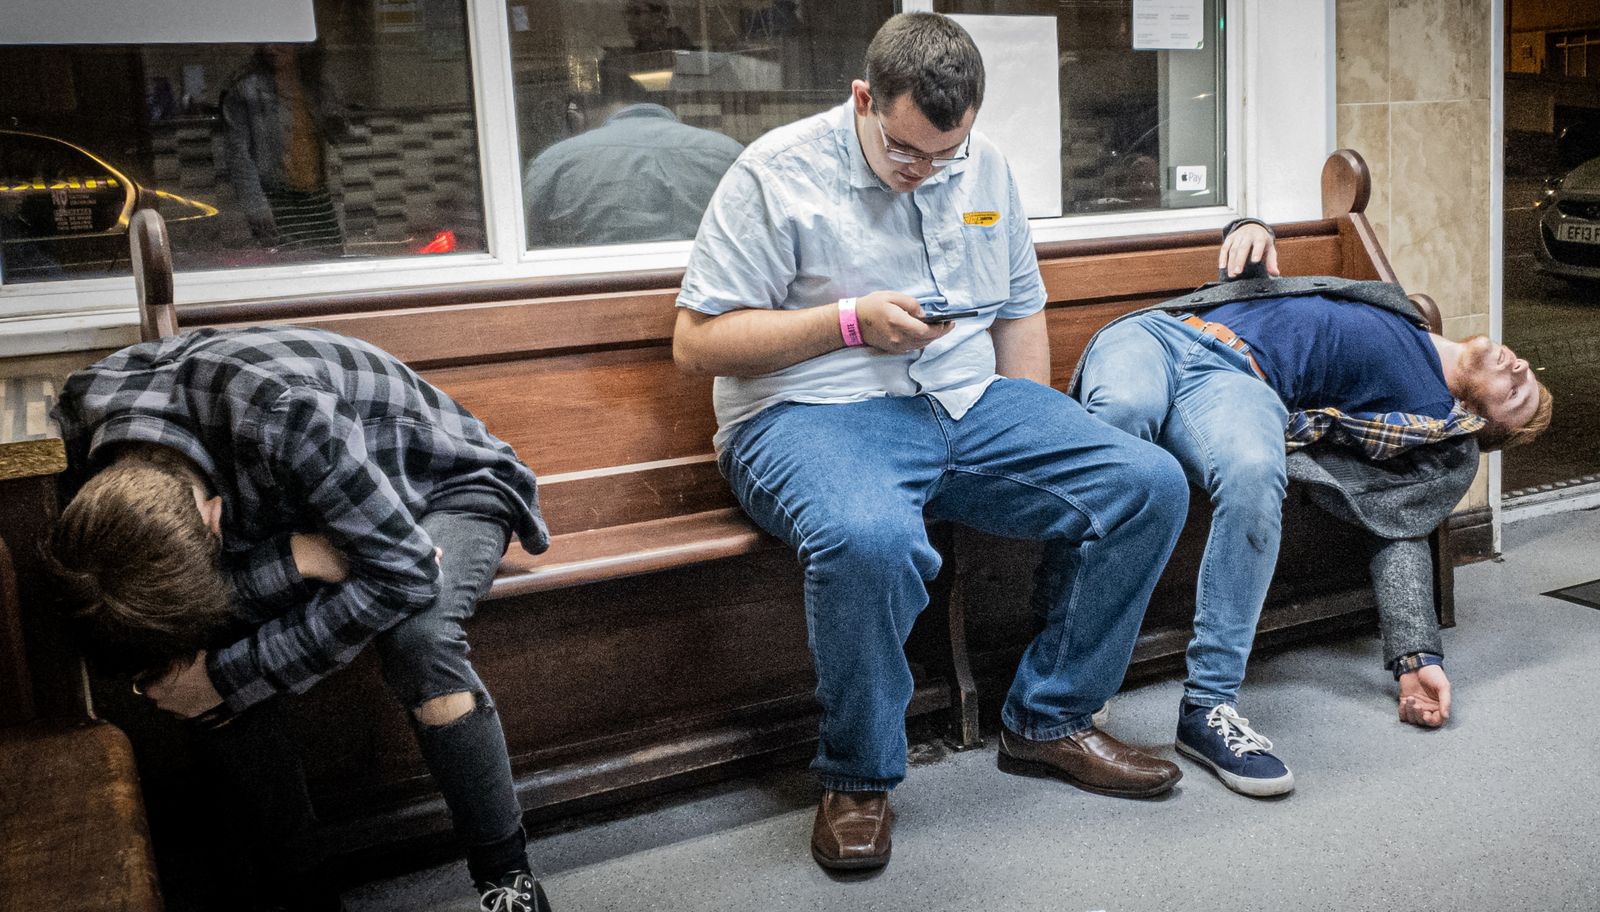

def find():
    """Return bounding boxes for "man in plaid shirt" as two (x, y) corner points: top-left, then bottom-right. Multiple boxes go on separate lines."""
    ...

(1054, 220), (1553, 800)
(48, 326), (553, 912)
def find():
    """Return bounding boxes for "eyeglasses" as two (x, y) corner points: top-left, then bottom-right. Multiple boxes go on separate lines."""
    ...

(876, 117), (970, 169)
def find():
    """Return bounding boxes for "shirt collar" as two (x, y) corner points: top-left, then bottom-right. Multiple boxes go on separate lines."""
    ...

(606, 103), (678, 125)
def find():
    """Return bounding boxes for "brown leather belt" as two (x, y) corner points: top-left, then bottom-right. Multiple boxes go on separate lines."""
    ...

(1180, 314), (1265, 380)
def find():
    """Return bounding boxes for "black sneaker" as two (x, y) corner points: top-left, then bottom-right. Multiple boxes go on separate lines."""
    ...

(476, 872), (552, 912)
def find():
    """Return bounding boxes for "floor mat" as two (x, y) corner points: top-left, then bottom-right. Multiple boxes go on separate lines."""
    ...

(1544, 578), (1600, 610)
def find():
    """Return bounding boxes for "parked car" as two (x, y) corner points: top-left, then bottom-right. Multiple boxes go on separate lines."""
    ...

(0, 129), (217, 283)
(1535, 152), (1600, 284)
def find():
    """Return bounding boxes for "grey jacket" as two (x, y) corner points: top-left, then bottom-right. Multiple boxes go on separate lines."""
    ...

(1070, 274), (1478, 668)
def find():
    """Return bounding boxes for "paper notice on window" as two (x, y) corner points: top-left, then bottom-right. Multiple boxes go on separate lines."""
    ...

(947, 15), (1063, 219)
(1133, 0), (1205, 50)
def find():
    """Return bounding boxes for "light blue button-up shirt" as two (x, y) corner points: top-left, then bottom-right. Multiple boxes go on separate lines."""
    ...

(677, 99), (1046, 451)
(524, 103), (744, 247)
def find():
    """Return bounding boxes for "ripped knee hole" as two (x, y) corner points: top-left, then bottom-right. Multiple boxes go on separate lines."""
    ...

(413, 691), (476, 726)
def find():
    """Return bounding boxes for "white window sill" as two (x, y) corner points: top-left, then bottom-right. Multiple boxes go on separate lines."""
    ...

(0, 308), (142, 358)
(0, 207), (1253, 360)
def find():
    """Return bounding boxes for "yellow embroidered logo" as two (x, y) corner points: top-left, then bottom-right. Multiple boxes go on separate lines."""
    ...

(963, 211), (1000, 226)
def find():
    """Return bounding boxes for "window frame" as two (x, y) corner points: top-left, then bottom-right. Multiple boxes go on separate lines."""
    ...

(0, 0), (1331, 356)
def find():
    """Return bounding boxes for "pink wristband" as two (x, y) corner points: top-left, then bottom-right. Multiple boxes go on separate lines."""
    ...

(837, 297), (864, 348)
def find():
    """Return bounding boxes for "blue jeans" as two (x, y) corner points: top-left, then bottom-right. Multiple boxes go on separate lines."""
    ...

(720, 379), (1187, 791)
(1074, 311), (1289, 708)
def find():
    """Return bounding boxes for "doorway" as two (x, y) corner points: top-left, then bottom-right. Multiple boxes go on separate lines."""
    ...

(1503, 2), (1600, 497)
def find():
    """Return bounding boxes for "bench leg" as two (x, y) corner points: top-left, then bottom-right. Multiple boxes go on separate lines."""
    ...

(925, 524), (982, 751)
(1431, 523), (1456, 629)
(942, 571), (983, 751)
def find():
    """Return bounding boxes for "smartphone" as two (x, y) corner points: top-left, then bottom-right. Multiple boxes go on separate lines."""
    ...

(918, 308), (983, 324)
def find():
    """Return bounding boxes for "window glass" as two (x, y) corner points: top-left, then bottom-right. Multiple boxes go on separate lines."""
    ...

(512, 0), (895, 251)
(0, 0), (481, 286)
(935, 0), (1226, 216)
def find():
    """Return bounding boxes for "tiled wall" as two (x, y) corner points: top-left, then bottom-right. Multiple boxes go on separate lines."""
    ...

(1337, 0), (1494, 509)
(150, 110), (485, 249)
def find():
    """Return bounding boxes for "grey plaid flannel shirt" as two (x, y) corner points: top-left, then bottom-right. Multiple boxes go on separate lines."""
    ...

(54, 326), (549, 713)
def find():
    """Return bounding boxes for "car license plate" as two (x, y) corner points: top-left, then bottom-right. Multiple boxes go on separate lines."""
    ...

(1557, 222), (1600, 244)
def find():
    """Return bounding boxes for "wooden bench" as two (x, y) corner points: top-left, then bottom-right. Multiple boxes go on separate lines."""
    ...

(0, 380), (164, 912)
(78, 148), (1452, 864)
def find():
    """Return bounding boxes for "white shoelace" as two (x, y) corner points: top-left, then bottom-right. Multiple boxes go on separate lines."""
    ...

(480, 875), (537, 912)
(1206, 704), (1274, 757)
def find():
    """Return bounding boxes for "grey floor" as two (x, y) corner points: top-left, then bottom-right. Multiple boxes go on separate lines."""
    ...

(351, 508), (1600, 912)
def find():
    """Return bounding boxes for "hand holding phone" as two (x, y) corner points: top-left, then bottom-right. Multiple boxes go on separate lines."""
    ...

(855, 291), (962, 353)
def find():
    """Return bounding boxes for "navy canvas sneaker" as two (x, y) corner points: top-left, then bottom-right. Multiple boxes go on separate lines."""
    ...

(476, 872), (552, 912)
(1175, 702), (1295, 797)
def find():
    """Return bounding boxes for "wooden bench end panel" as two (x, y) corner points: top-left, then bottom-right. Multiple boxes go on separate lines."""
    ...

(0, 720), (163, 912)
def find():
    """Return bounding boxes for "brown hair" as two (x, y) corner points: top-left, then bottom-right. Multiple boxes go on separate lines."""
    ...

(1473, 380), (1555, 452)
(865, 13), (984, 131)
(45, 445), (233, 675)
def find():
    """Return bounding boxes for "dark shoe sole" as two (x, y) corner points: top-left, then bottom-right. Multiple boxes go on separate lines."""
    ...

(997, 750), (1180, 799)
(811, 843), (891, 871)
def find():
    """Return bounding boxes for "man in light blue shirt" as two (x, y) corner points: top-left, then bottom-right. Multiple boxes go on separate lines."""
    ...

(523, 101), (743, 248)
(674, 13), (1189, 871)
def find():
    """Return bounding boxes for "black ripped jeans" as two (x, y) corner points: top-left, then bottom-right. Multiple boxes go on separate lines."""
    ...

(198, 510), (527, 892)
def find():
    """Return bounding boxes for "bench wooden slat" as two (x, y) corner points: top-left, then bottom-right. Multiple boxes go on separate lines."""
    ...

(490, 507), (778, 599)
(537, 454), (734, 536)
(425, 347), (716, 478)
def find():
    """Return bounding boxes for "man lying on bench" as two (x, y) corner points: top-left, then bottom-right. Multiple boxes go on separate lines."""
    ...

(45, 326), (554, 912)
(1049, 219), (1553, 799)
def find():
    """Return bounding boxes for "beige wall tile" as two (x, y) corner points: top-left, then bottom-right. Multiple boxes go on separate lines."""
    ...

(1389, 0), (1487, 103)
(1464, 0), (1490, 101)
(1337, 0), (1390, 104)
(1443, 312), (1491, 340)
(1388, 99), (1491, 322)
(1336, 103), (1392, 250)
(1458, 455), (1490, 510)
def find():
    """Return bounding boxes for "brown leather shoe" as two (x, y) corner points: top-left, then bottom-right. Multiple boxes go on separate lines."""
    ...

(810, 790), (894, 870)
(998, 725), (1181, 798)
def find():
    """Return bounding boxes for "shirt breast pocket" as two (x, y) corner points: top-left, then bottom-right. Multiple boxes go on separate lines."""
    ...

(962, 220), (1011, 307)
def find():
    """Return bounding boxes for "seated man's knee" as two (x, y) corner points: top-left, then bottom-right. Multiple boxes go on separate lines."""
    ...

(1080, 386), (1166, 439)
(414, 690), (475, 727)
(1212, 449), (1287, 505)
(807, 512), (935, 580)
(382, 613), (467, 664)
(1129, 442), (1189, 514)
(1210, 452), (1287, 552)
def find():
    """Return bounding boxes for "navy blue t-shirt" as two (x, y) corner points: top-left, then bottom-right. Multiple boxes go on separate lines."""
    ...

(1201, 295), (1455, 418)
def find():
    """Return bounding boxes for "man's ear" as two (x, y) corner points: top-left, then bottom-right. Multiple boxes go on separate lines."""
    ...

(200, 494), (223, 537)
(851, 79), (872, 116)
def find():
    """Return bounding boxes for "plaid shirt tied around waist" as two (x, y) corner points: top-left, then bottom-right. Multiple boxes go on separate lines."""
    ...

(1284, 400), (1486, 461)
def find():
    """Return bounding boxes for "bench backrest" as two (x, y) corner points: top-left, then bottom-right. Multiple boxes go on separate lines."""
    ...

(137, 150), (1420, 539)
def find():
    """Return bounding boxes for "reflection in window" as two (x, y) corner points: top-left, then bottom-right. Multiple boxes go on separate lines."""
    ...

(0, 0), (481, 286)
(513, 0), (895, 250)
(936, 0), (1225, 215)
